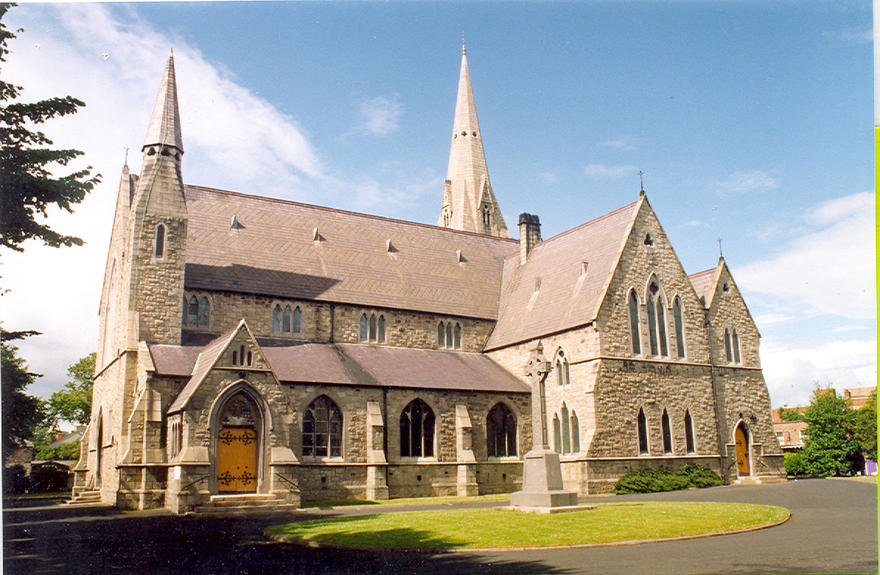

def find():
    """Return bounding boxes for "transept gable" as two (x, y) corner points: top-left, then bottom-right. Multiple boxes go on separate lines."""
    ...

(705, 259), (759, 336)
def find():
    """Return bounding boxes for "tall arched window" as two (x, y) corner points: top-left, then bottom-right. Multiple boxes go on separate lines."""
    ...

(656, 295), (668, 356)
(673, 297), (685, 359)
(628, 290), (641, 354)
(453, 323), (461, 349)
(553, 414), (562, 454)
(637, 408), (649, 455)
(273, 305), (282, 332)
(400, 399), (435, 457)
(446, 323), (453, 346)
(187, 296), (199, 326)
(369, 314), (377, 341)
(377, 315), (386, 343)
(684, 409), (696, 454)
(561, 404), (571, 454)
(661, 409), (672, 454)
(724, 328), (733, 363)
(154, 224), (166, 258)
(570, 411), (580, 454)
(438, 322), (445, 347)
(486, 403), (517, 457)
(292, 306), (302, 334)
(359, 314), (368, 341)
(282, 306), (291, 332)
(199, 297), (210, 327)
(647, 296), (658, 356)
(303, 395), (342, 458)
(732, 328), (741, 364)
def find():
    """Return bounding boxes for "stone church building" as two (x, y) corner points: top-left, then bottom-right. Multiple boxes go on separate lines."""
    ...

(73, 49), (785, 512)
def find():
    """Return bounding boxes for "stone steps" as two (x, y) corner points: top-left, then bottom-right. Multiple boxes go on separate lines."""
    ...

(193, 493), (299, 514)
(66, 490), (102, 505)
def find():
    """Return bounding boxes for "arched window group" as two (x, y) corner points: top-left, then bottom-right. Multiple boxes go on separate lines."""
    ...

(303, 395), (342, 458)
(400, 399), (435, 457)
(486, 403), (517, 457)
(273, 304), (302, 335)
(553, 403), (580, 455)
(637, 407), (697, 456)
(437, 321), (462, 349)
(169, 417), (182, 459)
(184, 294), (211, 328)
(359, 313), (386, 343)
(724, 327), (742, 364)
(629, 283), (686, 360)
(555, 349), (570, 386)
(230, 344), (252, 367)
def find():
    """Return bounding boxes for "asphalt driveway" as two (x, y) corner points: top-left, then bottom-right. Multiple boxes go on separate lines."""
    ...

(4, 478), (876, 575)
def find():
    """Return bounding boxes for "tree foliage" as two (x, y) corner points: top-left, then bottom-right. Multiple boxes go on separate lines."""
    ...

(799, 388), (862, 477)
(776, 406), (805, 422)
(1, 329), (45, 460)
(0, 3), (100, 252)
(854, 389), (877, 460)
(47, 352), (95, 425)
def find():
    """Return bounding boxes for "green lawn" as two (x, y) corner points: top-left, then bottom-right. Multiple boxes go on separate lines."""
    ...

(302, 493), (510, 508)
(3, 491), (71, 501)
(268, 501), (789, 550)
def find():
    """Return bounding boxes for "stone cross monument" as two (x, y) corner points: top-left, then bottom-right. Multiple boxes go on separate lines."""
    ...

(510, 341), (579, 510)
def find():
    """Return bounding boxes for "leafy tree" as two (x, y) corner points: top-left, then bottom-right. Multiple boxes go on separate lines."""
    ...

(47, 352), (95, 425)
(34, 441), (79, 461)
(854, 389), (877, 460)
(800, 388), (862, 476)
(0, 3), (100, 252)
(776, 406), (805, 422)
(1, 329), (45, 460)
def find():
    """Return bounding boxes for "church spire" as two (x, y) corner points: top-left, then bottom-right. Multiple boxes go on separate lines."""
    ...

(439, 46), (508, 238)
(143, 51), (184, 153)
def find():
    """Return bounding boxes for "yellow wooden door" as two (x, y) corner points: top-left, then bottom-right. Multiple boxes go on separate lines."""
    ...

(735, 425), (750, 476)
(217, 427), (258, 492)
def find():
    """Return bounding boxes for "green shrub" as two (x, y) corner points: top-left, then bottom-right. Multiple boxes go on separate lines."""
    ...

(784, 451), (808, 476)
(614, 465), (722, 494)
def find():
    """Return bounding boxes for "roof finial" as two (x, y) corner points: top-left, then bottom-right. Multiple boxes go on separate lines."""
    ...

(717, 237), (724, 258)
(461, 34), (466, 55)
(639, 170), (645, 196)
(124, 146), (129, 166)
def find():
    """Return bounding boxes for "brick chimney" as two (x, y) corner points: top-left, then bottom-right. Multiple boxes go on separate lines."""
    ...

(518, 213), (542, 264)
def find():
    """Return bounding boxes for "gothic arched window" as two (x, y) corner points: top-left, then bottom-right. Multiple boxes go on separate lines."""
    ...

(400, 399), (435, 457)
(638, 408), (649, 455)
(377, 315), (386, 343)
(273, 305), (282, 332)
(561, 404), (571, 454)
(628, 290), (641, 354)
(647, 296), (658, 356)
(438, 322), (445, 347)
(359, 314), (368, 341)
(656, 295), (668, 357)
(199, 297), (210, 327)
(453, 322), (461, 349)
(292, 306), (302, 334)
(732, 328), (741, 364)
(486, 403), (517, 457)
(684, 409), (696, 454)
(661, 409), (672, 454)
(282, 306), (291, 333)
(571, 411), (580, 454)
(555, 350), (570, 386)
(553, 414), (562, 454)
(302, 395), (342, 458)
(724, 328), (733, 363)
(673, 297), (685, 359)
(187, 296), (199, 327)
(154, 224), (166, 258)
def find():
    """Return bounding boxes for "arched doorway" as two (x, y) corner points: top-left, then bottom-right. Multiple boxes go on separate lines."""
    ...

(216, 391), (260, 493)
(734, 421), (750, 477)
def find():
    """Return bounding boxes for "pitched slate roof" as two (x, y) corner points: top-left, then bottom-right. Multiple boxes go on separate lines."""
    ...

(688, 266), (718, 308)
(485, 199), (642, 350)
(183, 185), (518, 319)
(151, 340), (529, 404)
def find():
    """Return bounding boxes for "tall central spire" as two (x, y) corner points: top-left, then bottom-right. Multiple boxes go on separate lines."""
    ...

(143, 51), (184, 153)
(439, 46), (508, 238)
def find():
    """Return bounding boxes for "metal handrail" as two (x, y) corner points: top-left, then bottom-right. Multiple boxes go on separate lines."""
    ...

(274, 472), (299, 491)
(180, 474), (209, 492)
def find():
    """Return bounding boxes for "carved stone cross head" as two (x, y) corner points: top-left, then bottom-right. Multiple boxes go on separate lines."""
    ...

(526, 341), (551, 386)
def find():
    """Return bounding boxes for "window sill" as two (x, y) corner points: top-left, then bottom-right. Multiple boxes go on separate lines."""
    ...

(301, 456), (344, 463)
(487, 456), (520, 462)
(397, 457), (438, 463)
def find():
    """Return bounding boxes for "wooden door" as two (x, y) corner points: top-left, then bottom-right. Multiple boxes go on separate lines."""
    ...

(735, 424), (750, 476)
(217, 427), (258, 492)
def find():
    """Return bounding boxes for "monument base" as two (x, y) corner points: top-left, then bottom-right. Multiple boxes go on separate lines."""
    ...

(510, 448), (578, 510)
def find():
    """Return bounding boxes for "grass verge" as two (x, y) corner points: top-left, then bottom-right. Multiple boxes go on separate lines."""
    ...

(268, 501), (789, 551)
(3, 491), (71, 501)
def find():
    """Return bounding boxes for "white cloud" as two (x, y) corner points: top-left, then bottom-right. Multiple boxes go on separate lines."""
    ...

(358, 95), (402, 136)
(684, 219), (709, 228)
(737, 192), (875, 321)
(541, 172), (558, 183)
(762, 336), (877, 407)
(0, 4), (327, 397)
(601, 138), (638, 151)
(710, 169), (778, 195)
(584, 163), (636, 179)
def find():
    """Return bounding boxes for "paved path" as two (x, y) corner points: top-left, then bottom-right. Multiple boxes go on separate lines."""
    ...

(4, 479), (876, 574)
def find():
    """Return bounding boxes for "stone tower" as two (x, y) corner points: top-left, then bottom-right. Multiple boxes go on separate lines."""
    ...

(439, 46), (509, 238)
(128, 51), (187, 345)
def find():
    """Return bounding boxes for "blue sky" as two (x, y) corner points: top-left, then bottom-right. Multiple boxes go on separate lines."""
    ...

(1, 1), (874, 412)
